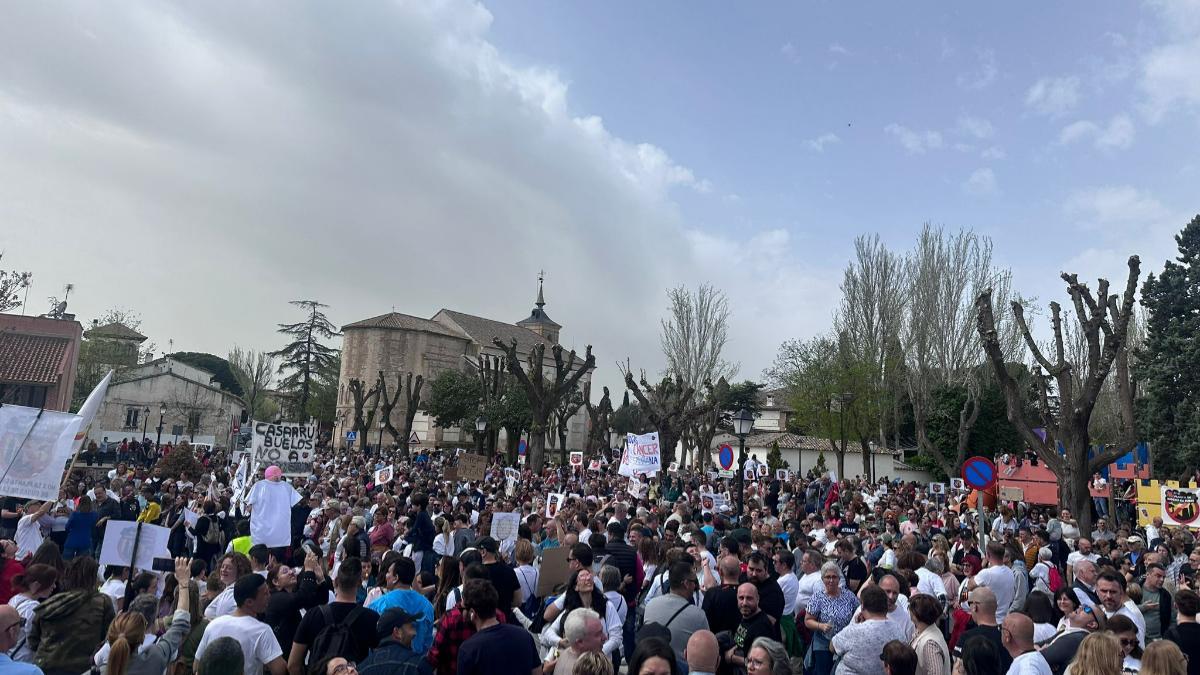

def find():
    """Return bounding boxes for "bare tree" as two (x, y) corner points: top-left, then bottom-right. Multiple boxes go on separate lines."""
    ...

(687, 378), (731, 469)
(492, 339), (594, 471)
(976, 256), (1141, 536)
(620, 361), (705, 465)
(660, 284), (737, 390)
(166, 382), (218, 442)
(836, 234), (907, 477)
(473, 355), (508, 455)
(902, 225), (1024, 476)
(347, 378), (381, 452)
(550, 385), (585, 462)
(228, 347), (276, 420)
(0, 253), (32, 313)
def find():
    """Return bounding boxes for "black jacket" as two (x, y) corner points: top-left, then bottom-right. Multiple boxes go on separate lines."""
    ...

(604, 539), (639, 603)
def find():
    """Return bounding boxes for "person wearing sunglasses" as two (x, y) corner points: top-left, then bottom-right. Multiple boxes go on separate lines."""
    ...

(1107, 614), (1143, 674)
(0, 604), (38, 674)
(1040, 603), (1106, 675)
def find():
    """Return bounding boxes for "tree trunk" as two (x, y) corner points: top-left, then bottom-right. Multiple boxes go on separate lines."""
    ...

(528, 425), (547, 471)
(861, 437), (872, 481)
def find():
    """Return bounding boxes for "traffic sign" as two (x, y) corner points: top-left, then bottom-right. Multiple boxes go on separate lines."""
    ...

(961, 456), (997, 491)
(345, 431), (357, 441)
(718, 444), (734, 471)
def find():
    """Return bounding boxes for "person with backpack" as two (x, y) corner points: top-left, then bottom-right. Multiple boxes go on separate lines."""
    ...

(287, 557), (379, 675)
(193, 573), (286, 675)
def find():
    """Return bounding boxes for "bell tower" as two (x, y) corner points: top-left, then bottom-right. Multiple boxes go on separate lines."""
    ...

(516, 271), (562, 344)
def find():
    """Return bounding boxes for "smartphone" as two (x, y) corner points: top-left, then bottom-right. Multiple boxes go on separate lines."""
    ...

(151, 558), (175, 572)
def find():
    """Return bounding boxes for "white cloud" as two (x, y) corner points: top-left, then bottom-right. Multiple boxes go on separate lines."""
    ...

(956, 48), (998, 90)
(1141, 34), (1200, 121)
(963, 168), (998, 196)
(981, 146), (1006, 160)
(805, 132), (841, 152)
(781, 42), (801, 64)
(956, 115), (994, 139)
(1057, 114), (1135, 150)
(884, 123), (943, 154)
(0, 0), (820, 396)
(829, 43), (849, 55)
(1025, 76), (1082, 117)
(1064, 186), (1170, 227)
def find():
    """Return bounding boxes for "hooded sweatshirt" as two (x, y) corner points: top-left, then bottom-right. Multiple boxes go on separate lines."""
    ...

(30, 588), (115, 673)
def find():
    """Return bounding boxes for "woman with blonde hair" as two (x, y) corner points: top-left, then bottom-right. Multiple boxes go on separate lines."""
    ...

(1064, 632), (1122, 675)
(96, 557), (193, 675)
(572, 650), (615, 675)
(1140, 641), (1186, 675)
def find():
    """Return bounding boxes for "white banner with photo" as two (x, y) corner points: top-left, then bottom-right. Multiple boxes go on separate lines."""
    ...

(618, 432), (661, 478)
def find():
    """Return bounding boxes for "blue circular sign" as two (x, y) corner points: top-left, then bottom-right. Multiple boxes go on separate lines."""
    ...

(961, 456), (997, 491)
(718, 444), (734, 470)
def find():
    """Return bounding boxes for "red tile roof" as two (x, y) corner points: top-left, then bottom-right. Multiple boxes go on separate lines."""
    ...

(0, 332), (70, 384)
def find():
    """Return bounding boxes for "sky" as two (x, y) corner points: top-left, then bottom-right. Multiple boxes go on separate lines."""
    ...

(1, 1), (1198, 397)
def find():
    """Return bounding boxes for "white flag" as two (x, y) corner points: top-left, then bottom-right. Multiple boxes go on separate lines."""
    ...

(0, 406), (82, 501)
(71, 370), (113, 454)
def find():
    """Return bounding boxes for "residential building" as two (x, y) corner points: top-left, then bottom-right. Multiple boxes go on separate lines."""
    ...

(0, 312), (83, 411)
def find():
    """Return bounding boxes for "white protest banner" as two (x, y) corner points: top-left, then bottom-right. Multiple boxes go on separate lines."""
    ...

(569, 452), (583, 469)
(70, 370), (113, 454)
(99, 520), (172, 571)
(251, 421), (316, 476)
(490, 511), (520, 542)
(374, 465), (394, 485)
(618, 432), (661, 478)
(0, 405), (83, 501)
(546, 493), (565, 518)
(713, 492), (728, 512)
(628, 477), (646, 499)
(1162, 486), (1200, 527)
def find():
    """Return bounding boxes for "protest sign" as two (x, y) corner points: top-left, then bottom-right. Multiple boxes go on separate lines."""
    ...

(713, 492), (728, 512)
(251, 421), (316, 476)
(1162, 486), (1200, 527)
(99, 521), (172, 571)
(458, 454), (486, 481)
(668, 461), (679, 473)
(374, 465), (394, 485)
(775, 469), (790, 481)
(878, 483), (889, 495)
(744, 468), (755, 481)
(183, 508), (199, 527)
(701, 492), (716, 513)
(618, 432), (661, 478)
(588, 460), (601, 472)
(757, 464), (769, 478)
(569, 452), (583, 469)
(490, 512), (520, 542)
(0, 406), (82, 502)
(546, 493), (565, 518)
(504, 468), (521, 481)
(930, 483), (946, 496)
(628, 477), (646, 499)
(537, 547), (571, 597)
(949, 478), (966, 492)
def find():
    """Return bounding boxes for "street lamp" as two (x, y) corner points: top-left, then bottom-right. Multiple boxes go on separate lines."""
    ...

(156, 405), (166, 450)
(140, 406), (150, 442)
(377, 419), (386, 459)
(475, 415), (487, 456)
(732, 408), (754, 524)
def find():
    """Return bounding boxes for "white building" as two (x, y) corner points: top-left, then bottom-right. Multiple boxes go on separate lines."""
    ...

(710, 431), (933, 484)
(92, 357), (246, 450)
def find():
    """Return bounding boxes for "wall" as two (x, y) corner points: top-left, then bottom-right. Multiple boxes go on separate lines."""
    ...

(93, 373), (244, 450)
(0, 313), (83, 411)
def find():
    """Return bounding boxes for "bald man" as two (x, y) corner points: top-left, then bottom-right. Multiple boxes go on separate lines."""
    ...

(1001, 613), (1051, 675)
(685, 630), (720, 675)
(954, 587), (1012, 673)
(0, 605), (42, 674)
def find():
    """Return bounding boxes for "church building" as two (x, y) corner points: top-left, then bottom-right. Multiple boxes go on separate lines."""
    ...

(335, 278), (591, 451)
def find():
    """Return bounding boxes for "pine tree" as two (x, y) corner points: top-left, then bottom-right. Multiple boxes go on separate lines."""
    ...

(1138, 215), (1200, 478)
(270, 300), (341, 419)
(766, 440), (783, 472)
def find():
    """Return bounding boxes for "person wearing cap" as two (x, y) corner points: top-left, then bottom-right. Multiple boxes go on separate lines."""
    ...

(247, 466), (302, 556)
(358, 608), (432, 675)
(475, 536), (522, 623)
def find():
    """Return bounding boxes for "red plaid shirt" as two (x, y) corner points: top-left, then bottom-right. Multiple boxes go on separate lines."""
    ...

(427, 606), (507, 675)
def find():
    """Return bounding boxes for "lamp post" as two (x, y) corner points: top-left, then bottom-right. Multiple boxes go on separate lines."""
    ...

(377, 419), (385, 459)
(837, 392), (855, 475)
(732, 408), (754, 524)
(140, 406), (150, 442)
(475, 415), (487, 456)
(155, 405), (166, 450)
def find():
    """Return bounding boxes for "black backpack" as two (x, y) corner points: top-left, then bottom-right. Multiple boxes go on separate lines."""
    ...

(309, 605), (365, 664)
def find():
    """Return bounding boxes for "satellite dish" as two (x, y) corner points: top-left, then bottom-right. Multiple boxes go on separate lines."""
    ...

(53, 301), (66, 315)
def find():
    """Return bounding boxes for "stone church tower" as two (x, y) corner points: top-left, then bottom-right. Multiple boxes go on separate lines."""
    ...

(515, 273), (561, 344)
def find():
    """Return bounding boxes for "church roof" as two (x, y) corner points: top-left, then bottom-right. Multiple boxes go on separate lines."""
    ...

(433, 309), (555, 352)
(342, 312), (468, 339)
(86, 322), (147, 342)
(516, 307), (561, 330)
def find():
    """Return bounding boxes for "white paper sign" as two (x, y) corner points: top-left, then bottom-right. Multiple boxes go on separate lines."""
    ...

(569, 452), (583, 468)
(251, 421), (316, 476)
(99, 520), (172, 571)
(0, 405), (83, 501)
(546, 493), (565, 518)
(183, 508), (199, 527)
(949, 478), (966, 492)
(618, 432), (661, 478)
(374, 465), (394, 485)
(490, 511), (520, 542)
(930, 483), (946, 495)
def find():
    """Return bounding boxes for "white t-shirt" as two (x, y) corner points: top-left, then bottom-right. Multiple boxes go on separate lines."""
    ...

(247, 479), (301, 548)
(1006, 650), (1052, 675)
(974, 566), (1017, 622)
(195, 614), (282, 675)
(15, 513), (50, 559)
(777, 573), (799, 615)
(100, 579), (126, 610)
(203, 585), (237, 619)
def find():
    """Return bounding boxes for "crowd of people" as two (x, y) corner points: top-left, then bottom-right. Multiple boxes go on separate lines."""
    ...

(0, 440), (1192, 675)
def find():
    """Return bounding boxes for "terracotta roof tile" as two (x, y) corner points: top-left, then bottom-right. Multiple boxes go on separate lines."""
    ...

(0, 333), (69, 384)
